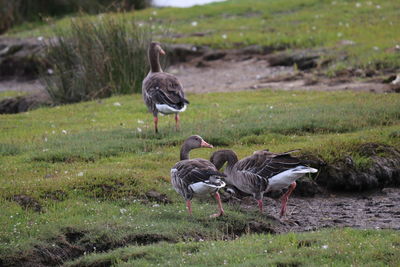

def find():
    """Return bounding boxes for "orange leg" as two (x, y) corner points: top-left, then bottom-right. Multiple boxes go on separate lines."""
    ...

(154, 116), (158, 133)
(280, 182), (296, 217)
(210, 192), (224, 218)
(186, 200), (192, 215)
(175, 114), (180, 131)
(257, 199), (263, 213)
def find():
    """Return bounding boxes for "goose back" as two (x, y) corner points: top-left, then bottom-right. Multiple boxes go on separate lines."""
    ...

(142, 72), (188, 115)
(235, 150), (301, 179)
(171, 158), (225, 200)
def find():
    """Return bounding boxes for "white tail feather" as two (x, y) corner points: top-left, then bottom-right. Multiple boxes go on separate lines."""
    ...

(156, 104), (187, 114)
(189, 180), (225, 196)
(267, 166), (318, 191)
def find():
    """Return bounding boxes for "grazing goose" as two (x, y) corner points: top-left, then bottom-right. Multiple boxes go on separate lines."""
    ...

(142, 42), (189, 133)
(210, 149), (318, 217)
(171, 135), (226, 217)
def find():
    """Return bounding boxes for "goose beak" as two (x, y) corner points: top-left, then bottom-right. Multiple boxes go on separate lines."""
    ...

(159, 48), (166, 55)
(201, 140), (213, 148)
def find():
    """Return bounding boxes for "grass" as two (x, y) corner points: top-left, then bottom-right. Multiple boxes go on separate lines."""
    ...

(1, 89), (400, 264)
(0, 0), (150, 33)
(7, 0), (400, 71)
(43, 15), (153, 103)
(65, 228), (400, 266)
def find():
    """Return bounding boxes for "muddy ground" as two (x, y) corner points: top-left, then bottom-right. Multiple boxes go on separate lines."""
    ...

(228, 187), (400, 233)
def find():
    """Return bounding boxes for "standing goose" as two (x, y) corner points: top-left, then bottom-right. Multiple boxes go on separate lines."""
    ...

(210, 149), (317, 217)
(171, 135), (226, 217)
(142, 42), (189, 133)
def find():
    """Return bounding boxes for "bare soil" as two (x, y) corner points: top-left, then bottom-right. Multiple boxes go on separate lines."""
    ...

(169, 54), (392, 93)
(1, 51), (393, 95)
(230, 187), (400, 233)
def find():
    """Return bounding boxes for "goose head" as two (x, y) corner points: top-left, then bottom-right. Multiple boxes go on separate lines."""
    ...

(184, 135), (213, 149)
(210, 149), (239, 170)
(180, 135), (213, 160)
(150, 41), (166, 56)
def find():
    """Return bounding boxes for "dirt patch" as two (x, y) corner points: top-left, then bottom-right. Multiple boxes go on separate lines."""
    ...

(0, 91), (51, 114)
(41, 190), (68, 201)
(13, 194), (42, 212)
(145, 190), (172, 204)
(0, 37), (49, 81)
(227, 187), (400, 233)
(169, 51), (392, 94)
(316, 143), (400, 191)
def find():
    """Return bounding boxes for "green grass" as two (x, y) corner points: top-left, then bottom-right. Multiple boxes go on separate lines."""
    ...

(0, 91), (27, 100)
(65, 228), (400, 266)
(1, 89), (400, 264)
(7, 0), (400, 71)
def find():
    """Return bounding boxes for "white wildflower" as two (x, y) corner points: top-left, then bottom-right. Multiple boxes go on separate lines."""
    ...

(120, 208), (127, 214)
(61, 130), (67, 134)
(77, 172), (84, 177)
(37, 36), (44, 41)
(113, 102), (121, 106)
(355, 3), (361, 8)
(191, 21), (198, 26)
(376, 5), (381, 9)
(221, 34), (227, 39)
(322, 245), (328, 249)
(373, 46), (380, 51)
(337, 32), (343, 37)
(47, 69), (54, 75)
(137, 120), (144, 124)
(137, 127), (142, 133)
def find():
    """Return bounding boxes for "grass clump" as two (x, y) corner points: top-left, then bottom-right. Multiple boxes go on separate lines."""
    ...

(43, 15), (152, 104)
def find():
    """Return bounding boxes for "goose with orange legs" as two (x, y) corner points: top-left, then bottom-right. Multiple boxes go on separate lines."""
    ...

(210, 149), (317, 217)
(142, 42), (189, 133)
(171, 136), (226, 217)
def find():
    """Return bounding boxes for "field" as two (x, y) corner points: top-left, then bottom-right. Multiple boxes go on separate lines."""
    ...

(1, 90), (400, 265)
(1, 0), (400, 266)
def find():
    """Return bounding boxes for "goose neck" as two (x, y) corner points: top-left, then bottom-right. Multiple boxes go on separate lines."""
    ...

(180, 145), (191, 161)
(149, 47), (162, 73)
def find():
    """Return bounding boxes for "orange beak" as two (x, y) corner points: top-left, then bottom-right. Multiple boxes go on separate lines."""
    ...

(159, 48), (166, 55)
(201, 140), (213, 148)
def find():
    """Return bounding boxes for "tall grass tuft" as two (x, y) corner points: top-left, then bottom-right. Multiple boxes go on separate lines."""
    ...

(0, 0), (151, 33)
(43, 16), (153, 103)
